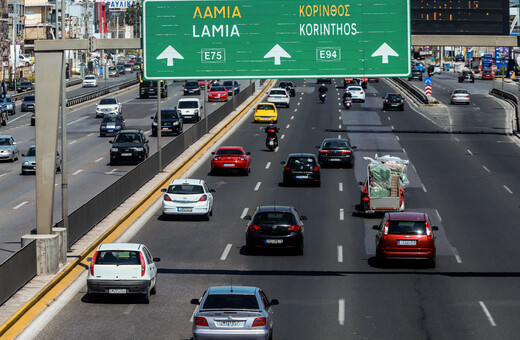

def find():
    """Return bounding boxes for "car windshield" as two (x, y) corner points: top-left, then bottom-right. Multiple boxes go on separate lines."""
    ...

(5, 97), (12, 103)
(24, 95), (35, 101)
(178, 101), (198, 109)
(167, 184), (204, 194)
(109, 66), (116, 70)
(85, 76), (95, 80)
(388, 220), (427, 235)
(0, 138), (12, 145)
(26, 147), (35, 157)
(202, 294), (259, 310)
(211, 86), (226, 92)
(257, 104), (275, 110)
(102, 115), (120, 122)
(124, 64), (131, 67)
(216, 148), (244, 155)
(185, 82), (199, 87)
(114, 133), (142, 143)
(99, 99), (117, 105)
(253, 212), (297, 225)
(21, 82), (32, 86)
(270, 90), (286, 95)
(288, 156), (316, 166)
(322, 140), (350, 149)
(94, 250), (141, 265)
(158, 110), (179, 119)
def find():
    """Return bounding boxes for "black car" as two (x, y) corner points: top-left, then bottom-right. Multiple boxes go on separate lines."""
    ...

(382, 93), (405, 111)
(454, 55), (465, 62)
(100, 114), (126, 137)
(116, 65), (125, 75)
(17, 81), (34, 93)
(183, 81), (201, 95)
(408, 69), (423, 81)
(317, 78), (332, 84)
(317, 138), (356, 168)
(21, 95), (35, 112)
(278, 81), (296, 97)
(281, 153), (321, 186)
(109, 130), (149, 165)
(458, 70), (475, 83)
(151, 109), (183, 136)
(244, 206), (306, 254)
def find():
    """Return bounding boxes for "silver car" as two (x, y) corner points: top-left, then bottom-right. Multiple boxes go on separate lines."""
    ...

(450, 89), (470, 105)
(0, 135), (19, 162)
(191, 286), (279, 340)
(21, 145), (61, 175)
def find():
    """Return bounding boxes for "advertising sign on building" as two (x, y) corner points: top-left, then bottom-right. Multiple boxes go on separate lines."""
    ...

(105, 0), (137, 9)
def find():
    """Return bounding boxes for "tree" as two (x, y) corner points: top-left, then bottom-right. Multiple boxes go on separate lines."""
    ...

(124, 3), (142, 38)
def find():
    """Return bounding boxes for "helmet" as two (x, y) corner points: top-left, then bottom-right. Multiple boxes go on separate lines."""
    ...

(321, 84), (325, 87)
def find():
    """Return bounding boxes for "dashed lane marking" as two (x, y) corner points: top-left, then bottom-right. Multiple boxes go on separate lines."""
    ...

(281, 134), (285, 140)
(483, 166), (491, 173)
(254, 182), (261, 191)
(339, 209), (344, 220)
(220, 244), (232, 261)
(339, 183), (343, 192)
(13, 201), (28, 210)
(503, 185), (513, 194)
(265, 162), (271, 169)
(72, 169), (83, 176)
(479, 301), (496, 326)
(338, 299), (345, 326)
(337, 245), (343, 263)
(95, 157), (103, 163)
(240, 208), (249, 219)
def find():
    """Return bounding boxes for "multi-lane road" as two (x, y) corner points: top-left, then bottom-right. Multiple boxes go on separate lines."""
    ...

(15, 72), (520, 339)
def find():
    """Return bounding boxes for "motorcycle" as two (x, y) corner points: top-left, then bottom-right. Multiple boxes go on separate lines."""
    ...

(343, 97), (352, 109)
(266, 136), (278, 151)
(319, 93), (327, 103)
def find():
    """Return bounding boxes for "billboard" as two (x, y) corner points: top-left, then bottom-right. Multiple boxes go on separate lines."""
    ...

(411, 0), (509, 35)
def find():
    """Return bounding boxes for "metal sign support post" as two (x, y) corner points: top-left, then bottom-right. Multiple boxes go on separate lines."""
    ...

(60, 0), (69, 232)
(157, 82), (162, 172)
(204, 85), (208, 133)
(232, 79), (236, 111)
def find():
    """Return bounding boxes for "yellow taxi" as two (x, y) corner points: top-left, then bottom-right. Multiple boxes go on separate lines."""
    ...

(254, 102), (278, 123)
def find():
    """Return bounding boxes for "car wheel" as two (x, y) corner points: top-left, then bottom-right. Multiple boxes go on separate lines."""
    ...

(246, 244), (256, 255)
(142, 289), (150, 304)
(295, 243), (304, 255)
(315, 181), (321, 187)
(375, 255), (385, 268)
(150, 280), (157, 295)
(151, 131), (157, 137)
(244, 168), (250, 176)
(56, 164), (61, 172)
(429, 257), (436, 269)
(286, 103), (290, 108)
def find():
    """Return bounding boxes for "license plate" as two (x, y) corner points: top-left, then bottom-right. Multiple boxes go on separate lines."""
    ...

(295, 175), (308, 179)
(121, 153), (132, 156)
(266, 239), (283, 244)
(398, 240), (417, 245)
(391, 104), (398, 106)
(109, 289), (127, 294)
(218, 321), (242, 327)
(330, 158), (341, 161)
(162, 127), (169, 131)
(107, 130), (113, 132)
(223, 163), (235, 167)
(178, 207), (192, 212)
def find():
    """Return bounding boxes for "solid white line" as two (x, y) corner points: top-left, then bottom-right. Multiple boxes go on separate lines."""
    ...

(87, 133), (94, 137)
(69, 140), (77, 145)
(479, 301), (497, 326)
(467, 149), (473, 156)
(95, 157), (103, 163)
(265, 162), (271, 169)
(338, 299), (345, 326)
(240, 208), (249, 219)
(123, 304), (136, 315)
(220, 244), (232, 261)
(503, 185), (513, 194)
(339, 183), (343, 192)
(396, 136), (400, 141)
(483, 166), (491, 173)
(254, 182), (261, 191)
(291, 115), (294, 119)
(66, 116), (88, 126)
(455, 254), (462, 264)
(337, 245), (343, 263)
(286, 124), (290, 129)
(281, 134), (285, 140)
(13, 201), (28, 210)
(422, 184), (427, 192)
(339, 209), (344, 220)
(72, 169), (83, 176)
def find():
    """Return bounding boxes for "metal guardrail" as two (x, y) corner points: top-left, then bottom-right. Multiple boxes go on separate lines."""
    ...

(490, 88), (519, 132)
(11, 78), (83, 102)
(65, 79), (138, 106)
(392, 78), (429, 104)
(0, 240), (36, 306)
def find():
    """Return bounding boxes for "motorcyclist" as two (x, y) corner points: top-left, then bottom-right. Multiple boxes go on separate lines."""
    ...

(265, 123), (279, 138)
(318, 84), (328, 95)
(343, 89), (352, 100)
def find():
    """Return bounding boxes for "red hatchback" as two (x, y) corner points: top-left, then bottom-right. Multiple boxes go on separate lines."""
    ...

(373, 212), (438, 267)
(481, 69), (494, 80)
(211, 146), (251, 175)
(208, 85), (228, 102)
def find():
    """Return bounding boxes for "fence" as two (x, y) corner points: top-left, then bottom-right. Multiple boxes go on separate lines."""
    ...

(0, 240), (36, 306)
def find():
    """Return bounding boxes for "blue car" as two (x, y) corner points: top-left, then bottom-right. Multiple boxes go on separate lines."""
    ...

(99, 114), (126, 137)
(222, 80), (240, 95)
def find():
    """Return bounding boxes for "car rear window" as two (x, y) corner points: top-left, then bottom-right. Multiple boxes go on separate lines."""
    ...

(142, 80), (157, 87)
(167, 184), (204, 194)
(253, 212), (296, 225)
(95, 250), (142, 265)
(270, 90), (286, 95)
(453, 90), (468, 94)
(185, 82), (199, 87)
(348, 87), (361, 92)
(102, 115), (120, 122)
(388, 220), (426, 235)
(279, 82), (293, 87)
(216, 148), (244, 155)
(257, 104), (275, 110)
(158, 110), (179, 119)
(288, 156), (316, 166)
(387, 94), (402, 100)
(178, 101), (199, 109)
(202, 294), (259, 310)
(323, 140), (349, 148)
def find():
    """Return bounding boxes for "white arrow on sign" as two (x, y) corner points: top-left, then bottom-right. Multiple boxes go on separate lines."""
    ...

(156, 45), (184, 67)
(264, 44), (291, 65)
(371, 43), (399, 64)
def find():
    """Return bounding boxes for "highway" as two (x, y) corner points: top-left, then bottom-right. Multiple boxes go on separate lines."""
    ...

(21, 74), (520, 339)
(0, 75), (252, 262)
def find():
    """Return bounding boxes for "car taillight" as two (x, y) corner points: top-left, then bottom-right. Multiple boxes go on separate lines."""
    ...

(383, 221), (389, 239)
(360, 92), (364, 95)
(284, 166), (291, 171)
(195, 317), (209, 327)
(425, 221), (433, 240)
(199, 194), (208, 202)
(313, 166), (320, 171)
(252, 317), (267, 327)
(285, 94), (288, 98)
(466, 95), (470, 98)
(164, 194), (172, 201)
(400, 100), (404, 103)
(320, 150), (330, 154)
(249, 224), (262, 231)
(288, 225), (301, 232)
(385, 99), (388, 102)
(340, 150), (351, 154)
(139, 251), (146, 277)
(90, 251), (98, 276)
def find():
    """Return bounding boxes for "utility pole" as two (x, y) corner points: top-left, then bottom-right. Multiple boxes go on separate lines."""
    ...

(12, 0), (17, 92)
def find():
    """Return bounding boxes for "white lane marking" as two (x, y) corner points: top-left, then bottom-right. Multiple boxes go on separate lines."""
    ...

(454, 137), (460, 142)
(275, 146), (279, 153)
(95, 157), (103, 163)
(72, 169), (83, 176)
(123, 304), (136, 315)
(467, 149), (473, 156)
(297, 102), (301, 106)
(0, 173), (7, 178)
(339, 115), (342, 120)
(396, 136), (400, 141)
(265, 162), (271, 169)
(455, 254), (462, 264)
(436, 210), (442, 222)
(291, 115), (294, 119)
(299, 97), (303, 100)
(339, 183), (343, 192)
(6, 112), (31, 124)
(294, 109), (298, 112)
(13, 201), (28, 210)
(87, 133), (94, 137)
(66, 116), (88, 126)
(254, 182), (261, 191)
(69, 140), (77, 145)
(105, 169), (118, 175)
(339, 209), (344, 220)
(338, 103), (341, 106)
(403, 148), (407, 155)
(483, 166), (491, 173)
(388, 117), (391, 121)
(338, 299), (345, 326)
(503, 185), (513, 194)
(145, 129), (152, 135)
(337, 245), (343, 263)
(286, 124), (290, 129)
(220, 244), (232, 261)
(391, 125), (394, 130)
(55, 184), (58, 187)
(281, 134), (285, 140)
(422, 184), (427, 192)
(338, 134), (341, 139)
(240, 208), (249, 219)
(339, 124), (342, 129)
(479, 301), (496, 326)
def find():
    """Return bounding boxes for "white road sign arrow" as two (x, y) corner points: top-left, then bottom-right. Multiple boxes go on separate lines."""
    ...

(371, 43), (399, 64)
(264, 44), (291, 65)
(157, 45), (184, 67)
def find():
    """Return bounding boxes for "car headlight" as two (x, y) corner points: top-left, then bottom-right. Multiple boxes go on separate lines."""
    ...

(0, 150), (7, 154)
(23, 161), (30, 165)
(152, 122), (158, 126)
(134, 147), (144, 152)
(111, 148), (118, 152)
(172, 121), (179, 125)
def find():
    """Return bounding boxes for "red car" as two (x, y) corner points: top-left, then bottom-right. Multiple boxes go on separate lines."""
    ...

(481, 69), (494, 80)
(373, 212), (438, 267)
(210, 146), (251, 175)
(208, 85), (228, 102)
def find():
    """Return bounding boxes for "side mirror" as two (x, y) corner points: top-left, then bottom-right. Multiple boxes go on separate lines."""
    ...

(280, 161), (286, 165)
(109, 141), (113, 144)
(209, 189), (216, 193)
(270, 299), (279, 306)
(211, 152), (215, 155)
(243, 215), (252, 220)
(150, 116), (154, 119)
(300, 216), (307, 221)
(432, 226), (439, 231)
(246, 152), (251, 155)
(352, 146), (357, 149)
(153, 257), (161, 262)
(145, 140), (149, 144)
(358, 181), (363, 185)
(22, 154), (25, 157)
(161, 188), (167, 192)
(372, 225), (379, 230)
(190, 298), (200, 305)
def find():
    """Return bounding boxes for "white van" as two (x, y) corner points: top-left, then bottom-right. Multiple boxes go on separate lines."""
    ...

(177, 97), (202, 122)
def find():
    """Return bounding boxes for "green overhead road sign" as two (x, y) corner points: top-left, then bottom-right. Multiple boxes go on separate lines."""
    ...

(143, 0), (411, 80)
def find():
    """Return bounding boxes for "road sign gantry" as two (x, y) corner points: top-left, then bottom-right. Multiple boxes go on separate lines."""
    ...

(143, 0), (411, 80)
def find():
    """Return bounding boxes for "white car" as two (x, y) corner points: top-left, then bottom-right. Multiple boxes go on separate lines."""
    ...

(177, 98), (202, 122)
(87, 243), (160, 303)
(82, 75), (98, 88)
(267, 87), (290, 108)
(161, 179), (215, 219)
(96, 98), (122, 117)
(346, 85), (365, 103)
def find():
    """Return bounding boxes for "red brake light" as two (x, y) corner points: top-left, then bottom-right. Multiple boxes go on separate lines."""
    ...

(400, 100), (404, 103)
(249, 224), (262, 231)
(340, 150), (351, 154)
(383, 221), (389, 239)
(252, 317), (267, 327)
(164, 194), (172, 201)
(90, 251), (98, 276)
(284, 166), (290, 171)
(199, 194), (208, 202)
(385, 99), (388, 102)
(139, 251), (146, 277)
(195, 317), (209, 327)
(320, 150), (330, 154)
(313, 166), (319, 171)
(288, 225), (301, 232)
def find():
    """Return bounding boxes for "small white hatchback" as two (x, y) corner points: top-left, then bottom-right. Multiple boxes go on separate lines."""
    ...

(161, 179), (215, 219)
